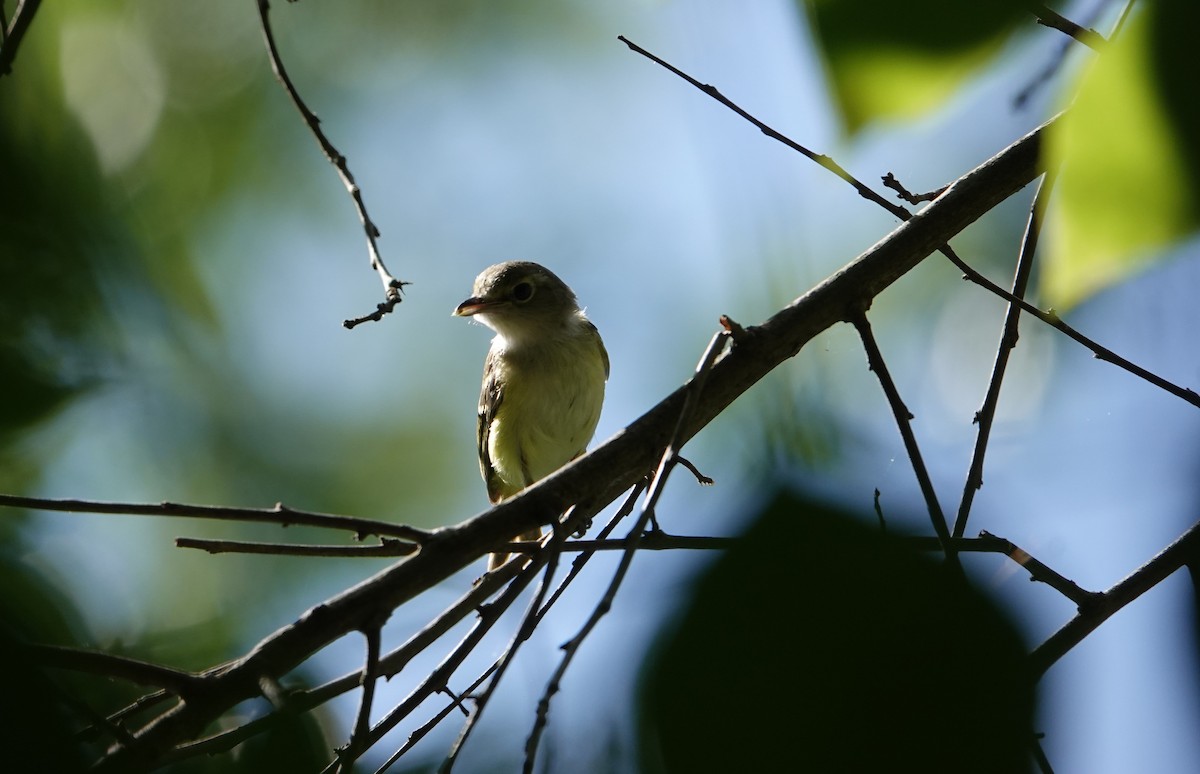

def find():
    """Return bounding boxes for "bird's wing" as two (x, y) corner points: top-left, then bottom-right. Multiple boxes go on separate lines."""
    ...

(585, 319), (611, 379)
(478, 348), (506, 504)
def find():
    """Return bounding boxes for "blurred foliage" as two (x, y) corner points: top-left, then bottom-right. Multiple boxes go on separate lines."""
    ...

(1045, 0), (1200, 308)
(0, 559), (90, 773)
(2, 0), (1196, 770)
(639, 489), (1033, 773)
(0, 61), (127, 495)
(802, 0), (1027, 131)
(802, 0), (1200, 310)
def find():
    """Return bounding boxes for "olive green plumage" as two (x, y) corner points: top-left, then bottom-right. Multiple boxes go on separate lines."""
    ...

(454, 261), (608, 569)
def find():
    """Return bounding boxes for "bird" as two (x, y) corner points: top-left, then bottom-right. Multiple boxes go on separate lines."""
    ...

(453, 261), (609, 570)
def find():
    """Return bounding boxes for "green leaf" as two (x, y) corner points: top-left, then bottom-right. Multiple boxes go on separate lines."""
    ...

(802, 0), (1028, 131)
(1044, 4), (1200, 309)
(639, 489), (1033, 773)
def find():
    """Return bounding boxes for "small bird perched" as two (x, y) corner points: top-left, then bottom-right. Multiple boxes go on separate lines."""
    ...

(453, 261), (609, 569)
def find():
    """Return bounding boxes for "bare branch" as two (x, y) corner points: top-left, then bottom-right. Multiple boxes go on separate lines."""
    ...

(85, 113), (1044, 772)
(524, 331), (729, 773)
(350, 551), (554, 771)
(156, 561), (527, 768)
(254, 0), (409, 328)
(953, 166), (1059, 538)
(0, 493), (430, 543)
(882, 172), (945, 204)
(1030, 517), (1200, 676)
(29, 645), (202, 695)
(850, 312), (959, 571)
(336, 624), (384, 773)
(618, 35), (912, 223)
(0, 0), (41, 77)
(175, 537), (418, 557)
(1030, 4), (1107, 50)
(441, 528), (564, 772)
(618, 38), (1200, 411)
(978, 531), (1099, 609)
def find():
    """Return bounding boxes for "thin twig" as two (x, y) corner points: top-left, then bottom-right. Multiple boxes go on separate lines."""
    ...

(175, 530), (729, 558)
(342, 551), (554, 772)
(618, 37), (1200, 412)
(1030, 517), (1200, 677)
(29, 645), (202, 695)
(532, 484), (646, 625)
(523, 331), (729, 773)
(440, 528), (565, 773)
(1030, 4), (1107, 50)
(953, 167), (1059, 539)
(175, 537), (417, 557)
(882, 172), (945, 204)
(977, 530), (1098, 609)
(0, 493), (429, 542)
(254, 0), (408, 328)
(850, 312), (959, 570)
(676, 455), (714, 485)
(618, 36), (912, 223)
(517, 532), (731, 554)
(1032, 733), (1057, 774)
(157, 561), (527, 768)
(373, 666), (496, 774)
(336, 624), (384, 772)
(0, 0), (41, 77)
(943, 251), (1200, 408)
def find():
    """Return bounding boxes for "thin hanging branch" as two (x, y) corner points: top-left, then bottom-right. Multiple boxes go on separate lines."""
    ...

(254, 0), (409, 328)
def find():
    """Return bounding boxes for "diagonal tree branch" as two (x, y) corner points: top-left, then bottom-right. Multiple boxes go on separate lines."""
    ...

(0, 0), (40, 77)
(619, 37), (1200, 412)
(82, 115), (1043, 772)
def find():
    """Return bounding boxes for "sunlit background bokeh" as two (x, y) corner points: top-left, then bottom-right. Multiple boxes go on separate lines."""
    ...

(3, 1), (1200, 771)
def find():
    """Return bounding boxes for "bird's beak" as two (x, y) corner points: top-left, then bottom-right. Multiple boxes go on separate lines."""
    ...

(453, 296), (494, 317)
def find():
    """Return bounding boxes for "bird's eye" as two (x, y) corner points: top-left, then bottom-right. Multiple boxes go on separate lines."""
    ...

(512, 281), (534, 302)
